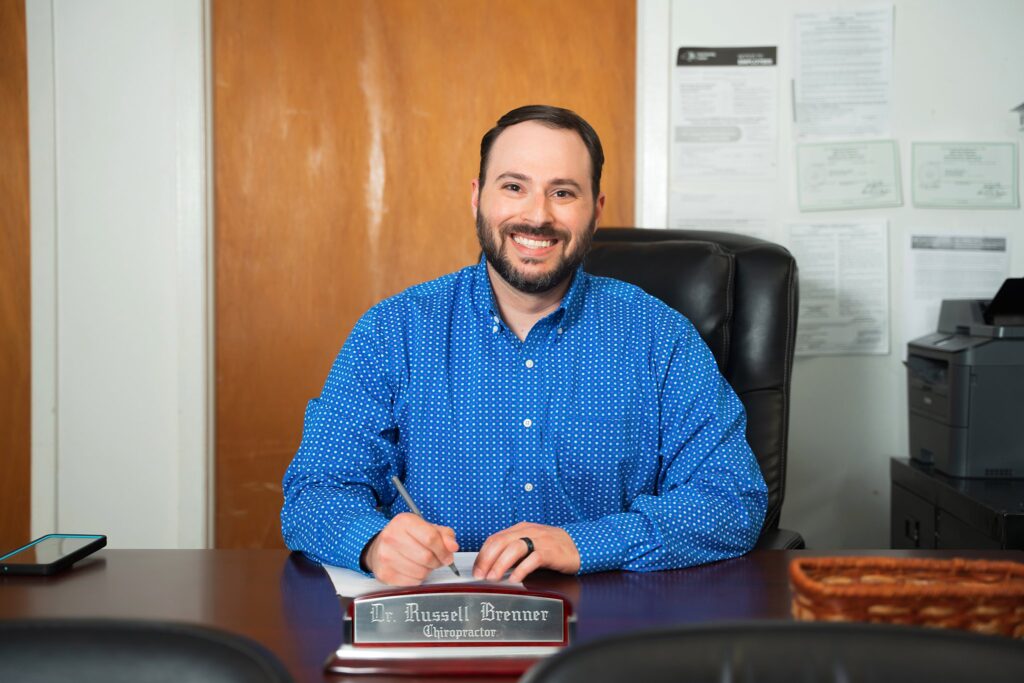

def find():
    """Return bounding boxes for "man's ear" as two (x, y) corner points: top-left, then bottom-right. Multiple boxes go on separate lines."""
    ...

(470, 178), (480, 219)
(593, 192), (606, 230)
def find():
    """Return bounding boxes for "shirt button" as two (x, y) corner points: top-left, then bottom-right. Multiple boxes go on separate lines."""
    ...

(493, 315), (499, 323)
(524, 482), (534, 492)
(523, 418), (532, 428)
(557, 327), (564, 335)
(492, 325), (498, 333)
(525, 359), (535, 368)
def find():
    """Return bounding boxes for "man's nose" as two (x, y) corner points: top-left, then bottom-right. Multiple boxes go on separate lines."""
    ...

(520, 192), (554, 226)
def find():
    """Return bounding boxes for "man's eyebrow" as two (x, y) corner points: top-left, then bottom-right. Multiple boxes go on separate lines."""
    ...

(494, 172), (531, 183)
(494, 172), (583, 192)
(548, 178), (583, 192)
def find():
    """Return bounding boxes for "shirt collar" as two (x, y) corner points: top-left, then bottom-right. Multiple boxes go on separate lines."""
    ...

(556, 263), (588, 331)
(471, 253), (589, 331)
(471, 254), (499, 320)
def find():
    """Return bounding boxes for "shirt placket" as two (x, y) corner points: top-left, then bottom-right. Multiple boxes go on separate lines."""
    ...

(487, 311), (531, 523)
(512, 321), (553, 522)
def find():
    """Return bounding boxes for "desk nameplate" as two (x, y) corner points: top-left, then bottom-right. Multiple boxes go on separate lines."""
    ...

(328, 584), (574, 675)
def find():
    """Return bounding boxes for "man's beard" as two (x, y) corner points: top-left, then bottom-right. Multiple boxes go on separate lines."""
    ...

(475, 211), (595, 295)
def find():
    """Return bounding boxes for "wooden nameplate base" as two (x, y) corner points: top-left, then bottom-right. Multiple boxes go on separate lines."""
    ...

(326, 583), (575, 676)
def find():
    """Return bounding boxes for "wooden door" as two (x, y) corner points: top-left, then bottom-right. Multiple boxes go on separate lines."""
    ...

(213, 0), (636, 547)
(0, 0), (31, 550)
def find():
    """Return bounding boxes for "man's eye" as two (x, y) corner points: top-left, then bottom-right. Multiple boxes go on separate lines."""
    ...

(553, 189), (576, 199)
(503, 183), (522, 193)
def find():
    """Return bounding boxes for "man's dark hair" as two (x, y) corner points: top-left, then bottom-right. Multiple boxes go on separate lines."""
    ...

(478, 105), (605, 200)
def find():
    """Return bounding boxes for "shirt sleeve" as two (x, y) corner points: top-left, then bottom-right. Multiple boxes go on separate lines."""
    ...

(562, 315), (768, 573)
(280, 308), (399, 572)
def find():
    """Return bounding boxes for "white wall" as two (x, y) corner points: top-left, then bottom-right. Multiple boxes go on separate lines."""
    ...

(639, 0), (1024, 547)
(28, 0), (211, 548)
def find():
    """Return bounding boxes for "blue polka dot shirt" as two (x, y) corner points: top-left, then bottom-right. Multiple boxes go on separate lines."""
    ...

(281, 255), (767, 574)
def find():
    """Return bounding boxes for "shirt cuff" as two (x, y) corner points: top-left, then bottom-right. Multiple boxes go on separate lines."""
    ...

(562, 513), (641, 574)
(337, 511), (390, 575)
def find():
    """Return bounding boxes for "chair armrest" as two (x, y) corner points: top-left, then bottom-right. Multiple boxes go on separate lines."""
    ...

(755, 527), (805, 550)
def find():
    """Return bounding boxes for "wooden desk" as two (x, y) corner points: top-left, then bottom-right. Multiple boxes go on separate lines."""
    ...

(1, 549), (1021, 682)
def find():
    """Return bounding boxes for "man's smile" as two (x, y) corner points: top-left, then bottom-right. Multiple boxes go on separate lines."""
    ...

(512, 234), (556, 249)
(510, 232), (560, 257)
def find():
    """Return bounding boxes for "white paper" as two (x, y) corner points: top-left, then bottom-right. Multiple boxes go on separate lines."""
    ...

(797, 141), (902, 211)
(671, 47), (778, 181)
(793, 5), (894, 139)
(912, 142), (1020, 209)
(903, 231), (1011, 355)
(787, 221), (889, 356)
(668, 185), (777, 241)
(323, 552), (521, 598)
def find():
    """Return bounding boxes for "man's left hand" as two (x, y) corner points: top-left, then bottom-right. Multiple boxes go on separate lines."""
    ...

(473, 522), (580, 583)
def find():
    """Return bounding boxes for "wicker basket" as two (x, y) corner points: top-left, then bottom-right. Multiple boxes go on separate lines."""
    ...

(789, 556), (1024, 638)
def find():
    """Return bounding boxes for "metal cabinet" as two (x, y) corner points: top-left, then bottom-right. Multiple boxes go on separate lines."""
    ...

(890, 458), (1024, 550)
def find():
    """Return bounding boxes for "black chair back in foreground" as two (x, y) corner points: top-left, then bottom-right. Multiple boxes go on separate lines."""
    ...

(0, 619), (294, 683)
(585, 228), (803, 549)
(520, 622), (1024, 683)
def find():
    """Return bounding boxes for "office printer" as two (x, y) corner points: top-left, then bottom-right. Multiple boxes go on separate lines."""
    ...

(907, 278), (1024, 478)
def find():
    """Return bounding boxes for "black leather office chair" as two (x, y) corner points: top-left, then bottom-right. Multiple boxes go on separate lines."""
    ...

(584, 228), (803, 549)
(0, 619), (294, 683)
(519, 622), (1024, 683)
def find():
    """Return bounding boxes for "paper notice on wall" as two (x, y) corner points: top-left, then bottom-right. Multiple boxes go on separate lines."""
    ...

(669, 46), (779, 238)
(796, 140), (902, 211)
(911, 142), (1019, 209)
(668, 185), (777, 241)
(903, 232), (1011, 356)
(793, 5), (893, 139)
(787, 221), (890, 356)
(671, 46), (778, 181)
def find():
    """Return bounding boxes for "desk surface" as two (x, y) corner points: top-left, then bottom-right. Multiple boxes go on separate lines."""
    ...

(2, 548), (1021, 682)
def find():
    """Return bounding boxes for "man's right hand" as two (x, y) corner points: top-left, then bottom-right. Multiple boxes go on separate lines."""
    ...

(363, 513), (459, 586)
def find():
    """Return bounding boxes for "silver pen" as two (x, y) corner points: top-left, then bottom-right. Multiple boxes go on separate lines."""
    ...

(390, 475), (460, 576)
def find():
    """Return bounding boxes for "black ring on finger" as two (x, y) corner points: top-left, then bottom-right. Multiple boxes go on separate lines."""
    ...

(520, 537), (535, 558)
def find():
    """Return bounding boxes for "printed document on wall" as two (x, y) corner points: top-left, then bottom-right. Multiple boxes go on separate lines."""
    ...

(912, 143), (1019, 209)
(796, 141), (902, 211)
(793, 5), (893, 139)
(671, 46), (778, 181)
(669, 46), (779, 237)
(903, 231), (1011, 356)
(669, 185), (777, 241)
(787, 221), (889, 356)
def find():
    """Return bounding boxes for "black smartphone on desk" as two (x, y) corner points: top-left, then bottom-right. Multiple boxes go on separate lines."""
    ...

(0, 534), (107, 576)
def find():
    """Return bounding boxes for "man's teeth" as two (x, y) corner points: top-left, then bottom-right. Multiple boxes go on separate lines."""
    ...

(513, 235), (555, 248)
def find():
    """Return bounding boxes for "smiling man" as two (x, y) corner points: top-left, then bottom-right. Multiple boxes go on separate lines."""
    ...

(281, 105), (767, 586)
